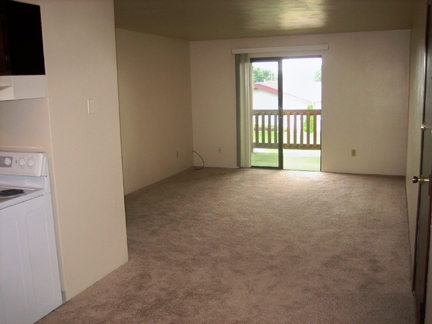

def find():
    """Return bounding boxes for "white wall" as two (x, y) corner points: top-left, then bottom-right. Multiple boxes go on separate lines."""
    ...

(116, 29), (193, 194)
(0, 0), (129, 300)
(191, 30), (410, 175)
(41, 0), (128, 300)
(0, 98), (51, 152)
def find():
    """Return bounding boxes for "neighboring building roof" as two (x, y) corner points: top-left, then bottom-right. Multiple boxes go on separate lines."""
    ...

(254, 81), (320, 106)
(254, 82), (279, 95)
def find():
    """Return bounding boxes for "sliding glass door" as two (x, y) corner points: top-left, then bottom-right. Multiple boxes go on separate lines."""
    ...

(250, 57), (322, 170)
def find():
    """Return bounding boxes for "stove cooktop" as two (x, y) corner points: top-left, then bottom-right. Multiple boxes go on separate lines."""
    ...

(0, 188), (25, 197)
(0, 186), (44, 210)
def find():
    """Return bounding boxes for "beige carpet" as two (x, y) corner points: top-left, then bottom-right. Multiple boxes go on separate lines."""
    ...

(38, 168), (415, 323)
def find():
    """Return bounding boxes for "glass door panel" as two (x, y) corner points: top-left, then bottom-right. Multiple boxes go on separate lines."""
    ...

(250, 60), (282, 168)
(282, 57), (322, 171)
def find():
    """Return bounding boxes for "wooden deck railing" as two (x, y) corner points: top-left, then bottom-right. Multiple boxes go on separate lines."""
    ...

(253, 109), (321, 150)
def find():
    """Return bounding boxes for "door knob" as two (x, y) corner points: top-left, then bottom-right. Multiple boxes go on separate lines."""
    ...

(413, 175), (430, 184)
(421, 123), (432, 131)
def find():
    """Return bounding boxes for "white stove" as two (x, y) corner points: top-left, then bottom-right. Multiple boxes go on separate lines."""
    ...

(0, 151), (62, 324)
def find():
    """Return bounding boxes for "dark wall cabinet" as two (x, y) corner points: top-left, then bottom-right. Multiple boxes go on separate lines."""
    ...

(0, 0), (45, 76)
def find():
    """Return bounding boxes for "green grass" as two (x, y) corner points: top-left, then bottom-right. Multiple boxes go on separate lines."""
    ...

(251, 149), (320, 171)
(253, 129), (278, 144)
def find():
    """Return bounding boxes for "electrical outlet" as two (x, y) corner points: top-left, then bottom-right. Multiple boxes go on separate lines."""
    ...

(351, 149), (356, 157)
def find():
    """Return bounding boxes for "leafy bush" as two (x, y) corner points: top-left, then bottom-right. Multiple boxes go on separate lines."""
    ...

(303, 105), (314, 133)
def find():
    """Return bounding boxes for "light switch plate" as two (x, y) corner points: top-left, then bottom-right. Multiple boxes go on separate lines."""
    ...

(87, 99), (95, 114)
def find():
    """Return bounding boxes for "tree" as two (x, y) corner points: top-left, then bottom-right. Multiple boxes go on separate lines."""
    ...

(253, 67), (276, 83)
(303, 104), (315, 133)
(314, 69), (322, 82)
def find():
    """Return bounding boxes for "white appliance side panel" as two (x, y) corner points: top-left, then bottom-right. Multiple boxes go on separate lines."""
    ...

(25, 194), (62, 319)
(0, 206), (35, 324)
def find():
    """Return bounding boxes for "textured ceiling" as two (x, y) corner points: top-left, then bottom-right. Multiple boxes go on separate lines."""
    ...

(114, 0), (416, 41)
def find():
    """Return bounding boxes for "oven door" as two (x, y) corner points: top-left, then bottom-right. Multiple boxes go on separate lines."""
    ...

(0, 194), (62, 324)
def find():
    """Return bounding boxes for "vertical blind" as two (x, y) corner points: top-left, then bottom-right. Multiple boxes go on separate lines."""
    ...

(235, 53), (252, 168)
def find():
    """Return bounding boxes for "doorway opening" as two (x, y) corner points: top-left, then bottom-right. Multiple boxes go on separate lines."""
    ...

(250, 57), (322, 171)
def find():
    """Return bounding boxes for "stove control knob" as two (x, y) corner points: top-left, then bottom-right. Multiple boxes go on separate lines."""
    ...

(27, 158), (35, 167)
(19, 158), (26, 167)
(4, 157), (12, 166)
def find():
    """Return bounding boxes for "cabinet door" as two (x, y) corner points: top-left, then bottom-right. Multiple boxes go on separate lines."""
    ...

(0, 0), (45, 76)
(0, 1), (11, 75)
